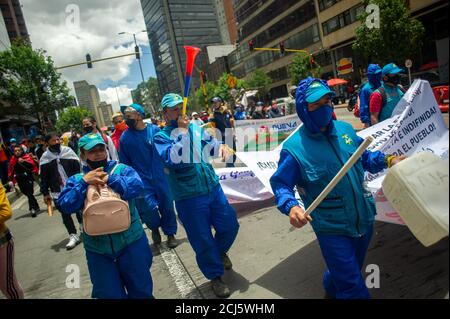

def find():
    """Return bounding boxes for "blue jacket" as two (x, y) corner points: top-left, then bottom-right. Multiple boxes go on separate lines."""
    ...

(359, 81), (379, 125)
(270, 77), (388, 237)
(119, 124), (173, 207)
(234, 111), (246, 120)
(57, 161), (144, 255)
(153, 123), (221, 201)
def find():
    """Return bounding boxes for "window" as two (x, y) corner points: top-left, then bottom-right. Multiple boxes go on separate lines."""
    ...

(318, 0), (341, 12)
(322, 4), (364, 35)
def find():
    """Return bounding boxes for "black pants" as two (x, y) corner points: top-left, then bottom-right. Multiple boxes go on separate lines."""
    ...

(17, 178), (39, 211)
(0, 161), (9, 187)
(59, 209), (82, 235)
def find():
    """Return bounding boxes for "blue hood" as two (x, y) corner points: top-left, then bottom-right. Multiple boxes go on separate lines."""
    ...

(295, 77), (335, 134)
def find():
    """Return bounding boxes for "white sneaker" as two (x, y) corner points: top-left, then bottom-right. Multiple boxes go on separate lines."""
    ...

(66, 234), (81, 250)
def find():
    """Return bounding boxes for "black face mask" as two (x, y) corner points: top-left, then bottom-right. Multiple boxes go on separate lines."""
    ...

(387, 75), (400, 85)
(86, 158), (108, 170)
(125, 119), (136, 129)
(48, 144), (61, 153)
(83, 126), (94, 134)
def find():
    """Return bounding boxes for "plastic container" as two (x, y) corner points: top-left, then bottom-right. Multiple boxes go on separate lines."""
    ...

(382, 152), (449, 247)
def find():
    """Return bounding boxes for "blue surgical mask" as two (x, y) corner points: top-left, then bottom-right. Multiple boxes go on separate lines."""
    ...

(169, 119), (178, 127)
(368, 74), (382, 88)
(308, 104), (333, 133)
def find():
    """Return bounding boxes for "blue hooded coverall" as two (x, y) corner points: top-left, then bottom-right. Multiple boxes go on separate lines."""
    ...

(153, 123), (239, 280)
(359, 73), (382, 126)
(270, 77), (389, 299)
(57, 161), (153, 299)
(119, 124), (177, 236)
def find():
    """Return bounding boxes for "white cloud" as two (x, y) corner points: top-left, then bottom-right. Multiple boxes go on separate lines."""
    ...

(99, 85), (133, 113)
(21, 0), (150, 98)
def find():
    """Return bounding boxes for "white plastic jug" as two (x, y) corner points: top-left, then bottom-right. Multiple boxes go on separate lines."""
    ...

(382, 152), (449, 247)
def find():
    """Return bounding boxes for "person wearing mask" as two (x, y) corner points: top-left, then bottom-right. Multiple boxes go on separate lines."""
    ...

(359, 64), (382, 127)
(252, 102), (266, 119)
(369, 63), (406, 125)
(190, 112), (204, 126)
(82, 116), (118, 161)
(57, 134), (153, 299)
(119, 104), (178, 248)
(8, 145), (40, 217)
(270, 78), (405, 299)
(209, 97), (236, 168)
(34, 135), (46, 160)
(200, 110), (209, 124)
(268, 100), (283, 118)
(111, 112), (128, 151)
(0, 185), (24, 299)
(39, 132), (82, 250)
(154, 93), (239, 298)
(233, 103), (246, 121)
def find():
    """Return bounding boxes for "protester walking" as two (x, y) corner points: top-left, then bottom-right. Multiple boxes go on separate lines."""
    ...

(359, 64), (383, 127)
(82, 116), (118, 161)
(111, 112), (128, 151)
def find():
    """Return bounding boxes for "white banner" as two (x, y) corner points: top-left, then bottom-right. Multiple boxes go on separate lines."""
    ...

(233, 80), (449, 225)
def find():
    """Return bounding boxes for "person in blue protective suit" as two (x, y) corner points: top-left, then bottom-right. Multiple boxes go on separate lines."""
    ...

(270, 77), (405, 299)
(359, 64), (382, 127)
(153, 93), (239, 299)
(370, 63), (406, 125)
(119, 103), (178, 248)
(57, 133), (153, 299)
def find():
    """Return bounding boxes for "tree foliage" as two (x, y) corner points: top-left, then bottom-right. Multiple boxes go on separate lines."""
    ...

(289, 53), (322, 86)
(0, 40), (74, 123)
(245, 69), (272, 98)
(131, 77), (161, 116)
(55, 107), (93, 134)
(352, 0), (425, 65)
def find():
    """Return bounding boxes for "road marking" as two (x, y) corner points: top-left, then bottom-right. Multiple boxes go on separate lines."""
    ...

(158, 244), (203, 299)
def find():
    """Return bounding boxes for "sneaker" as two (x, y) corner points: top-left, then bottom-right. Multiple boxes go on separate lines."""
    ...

(167, 235), (179, 249)
(151, 229), (162, 245)
(211, 277), (230, 298)
(221, 252), (233, 270)
(30, 209), (37, 218)
(66, 234), (81, 250)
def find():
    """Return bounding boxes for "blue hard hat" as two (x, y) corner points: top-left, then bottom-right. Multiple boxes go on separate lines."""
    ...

(367, 64), (382, 75)
(304, 80), (335, 103)
(78, 133), (106, 151)
(161, 93), (184, 109)
(382, 63), (405, 77)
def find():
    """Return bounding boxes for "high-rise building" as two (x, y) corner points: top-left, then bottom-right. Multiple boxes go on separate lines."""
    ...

(214, 0), (238, 45)
(0, 0), (30, 44)
(0, 10), (10, 51)
(98, 101), (114, 128)
(73, 80), (107, 127)
(141, 0), (222, 94)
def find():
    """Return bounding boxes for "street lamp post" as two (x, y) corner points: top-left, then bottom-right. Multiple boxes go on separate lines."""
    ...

(118, 30), (146, 83)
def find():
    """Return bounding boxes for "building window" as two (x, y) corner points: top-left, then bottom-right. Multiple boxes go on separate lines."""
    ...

(318, 0), (341, 12)
(322, 4), (364, 36)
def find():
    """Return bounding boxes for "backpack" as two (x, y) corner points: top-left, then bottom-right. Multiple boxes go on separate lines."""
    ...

(82, 164), (131, 236)
(371, 85), (407, 110)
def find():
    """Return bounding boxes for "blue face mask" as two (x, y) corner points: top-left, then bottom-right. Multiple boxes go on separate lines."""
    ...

(169, 119), (178, 127)
(368, 74), (382, 88)
(308, 104), (333, 132)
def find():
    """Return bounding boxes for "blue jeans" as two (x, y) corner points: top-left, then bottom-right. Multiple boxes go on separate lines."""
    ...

(316, 226), (373, 299)
(85, 233), (153, 299)
(176, 185), (239, 280)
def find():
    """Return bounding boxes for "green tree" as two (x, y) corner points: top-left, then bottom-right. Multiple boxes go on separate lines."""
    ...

(352, 0), (425, 65)
(246, 69), (272, 98)
(195, 81), (217, 110)
(0, 40), (74, 128)
(288, 53), (322, 86)
(131, 77), (161, 116)
(55, 107), (93, 133)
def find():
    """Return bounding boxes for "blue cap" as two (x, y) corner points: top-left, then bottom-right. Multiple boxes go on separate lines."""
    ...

(256, 101), (264, 106)
(161, 93), (183, 109)
(10, 138), (17, 143)
(212, 97), (222, 103)
(121, 103), (145, 117)
(78, 133), (106, 151)
(367, 64), (382, 75)
(305, 81), (335, 103)
(382, 63), (404, 76)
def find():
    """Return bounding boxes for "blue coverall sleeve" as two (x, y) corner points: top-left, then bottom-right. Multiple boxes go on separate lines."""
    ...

(118, 137), (131, 166)
(270, 150), (304, 216)
(359, 87), (370, 124)
(107, 165), (144, 201)
(153, 132), (193, 169)
(356, 136), (387, 174)
(57, 176), (89, 214)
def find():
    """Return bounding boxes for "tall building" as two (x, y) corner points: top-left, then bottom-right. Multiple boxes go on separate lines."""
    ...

(214, 0), (238, 44)
(0, 0), (29, 43)
(98, 102), (114, 128)
(141, 0), (222, 94)
(73, 80), (107, 128)
(0, 10), (10, 51)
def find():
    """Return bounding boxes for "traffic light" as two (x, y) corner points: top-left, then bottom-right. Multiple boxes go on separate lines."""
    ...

(248, 40), (254, 52)
(279, 42), (285, 56)
(135, 45), (140, 59)
(86, 53), (92, 68)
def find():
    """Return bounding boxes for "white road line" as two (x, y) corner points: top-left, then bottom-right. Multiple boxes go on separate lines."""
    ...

(158, 244), (203, 299)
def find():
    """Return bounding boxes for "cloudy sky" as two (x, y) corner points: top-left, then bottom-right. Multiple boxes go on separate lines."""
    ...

(21, 0), (157, 112)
